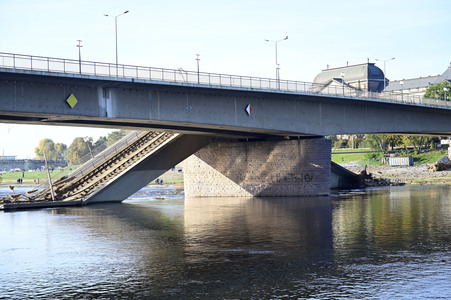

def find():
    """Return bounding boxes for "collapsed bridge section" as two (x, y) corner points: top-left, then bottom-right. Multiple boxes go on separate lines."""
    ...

(0, 131), (210, 205)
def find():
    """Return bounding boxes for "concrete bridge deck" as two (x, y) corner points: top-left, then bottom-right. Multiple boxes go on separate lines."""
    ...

(1, 52), (451, 138)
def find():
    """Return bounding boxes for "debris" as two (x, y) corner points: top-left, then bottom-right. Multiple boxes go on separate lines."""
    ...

(428, 155), (451, 172)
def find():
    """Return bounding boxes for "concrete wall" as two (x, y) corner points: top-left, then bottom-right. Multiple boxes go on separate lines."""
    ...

(182, 138), (331, 197)
(0, 159), (67, 171)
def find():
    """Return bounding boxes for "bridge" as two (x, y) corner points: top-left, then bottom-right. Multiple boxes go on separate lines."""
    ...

(1, 52), (451, 203)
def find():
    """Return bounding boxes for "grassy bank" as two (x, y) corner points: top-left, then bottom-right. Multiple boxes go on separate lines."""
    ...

(1, 149), (446, 187)
(332, 148), (447, 166)
(0, 166), (74, 187)
(0, 167), (184, 187)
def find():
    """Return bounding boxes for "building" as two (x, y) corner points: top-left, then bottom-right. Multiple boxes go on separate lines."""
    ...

(0, 155), (16, 160)
(385, 64), (451, 98)
(313, 62), (386, 93)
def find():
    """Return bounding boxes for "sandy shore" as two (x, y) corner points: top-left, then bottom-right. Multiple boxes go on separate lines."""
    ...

(345, 164), (451, 186)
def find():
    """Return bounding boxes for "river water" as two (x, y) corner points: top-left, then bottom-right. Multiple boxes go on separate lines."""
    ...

(0, 186), (450, 299)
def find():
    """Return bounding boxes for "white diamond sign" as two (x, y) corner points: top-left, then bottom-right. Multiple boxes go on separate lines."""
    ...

(245, 104), (253, 116)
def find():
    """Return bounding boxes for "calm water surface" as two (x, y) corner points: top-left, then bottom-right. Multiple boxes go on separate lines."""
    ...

(0, 186), (450, 299)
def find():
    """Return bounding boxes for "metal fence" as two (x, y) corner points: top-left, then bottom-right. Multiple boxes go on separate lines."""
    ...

(67, 130), (148, 179)
(0, 51), (449, 108)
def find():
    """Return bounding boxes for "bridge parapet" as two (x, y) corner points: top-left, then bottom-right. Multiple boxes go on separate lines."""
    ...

(68, 130), (148, 179)
(0, 52), (448, 109)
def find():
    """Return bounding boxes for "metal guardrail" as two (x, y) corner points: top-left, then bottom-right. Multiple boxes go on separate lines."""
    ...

(0, 51), (449, 108)
(68, 130), (148, 179)
(30, 130), (146, 190)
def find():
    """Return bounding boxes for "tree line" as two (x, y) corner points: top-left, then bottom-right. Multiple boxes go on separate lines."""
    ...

(331, 83), (450, 150)
(330, 134), (442, 151)
(34, 130), (130, 164)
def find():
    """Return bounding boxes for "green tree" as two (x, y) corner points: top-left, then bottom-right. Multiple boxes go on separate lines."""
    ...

(401, 135), (439, 150)
(67, 137), (93, 164)
(35, 138), (59, 160)
(55, 143), (68, 160)
(92, 135), (108, 155)
(94, 136), (108, 148)
(424, 81), (451, 100)
(107, 130), (129, 146)
(365, 134), (402, 151)
(366, 134), (387, 151)
(385, 135), (402, 150)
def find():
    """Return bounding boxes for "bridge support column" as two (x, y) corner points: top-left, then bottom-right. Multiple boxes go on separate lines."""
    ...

(182, 138), (331, 197)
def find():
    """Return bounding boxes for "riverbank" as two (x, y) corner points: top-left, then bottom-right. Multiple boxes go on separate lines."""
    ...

(2, 164), (449, 191)
(345, 164), (451, 186)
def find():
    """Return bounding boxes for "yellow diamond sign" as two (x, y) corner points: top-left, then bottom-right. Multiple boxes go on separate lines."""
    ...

(66, 93), (78, 108)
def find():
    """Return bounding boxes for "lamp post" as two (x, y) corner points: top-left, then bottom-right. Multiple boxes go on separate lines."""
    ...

(84, 137), (94, 159)
(444, 87), (448, 102)
(76, 40), (83, 74)
(400, 80), (404, 101)
(375, 57), (395, 91)
(105, 10), (129, 77)
(196, 54), (200, 83)
(341, 72), (345, 96)
(265, 36), (288, 89)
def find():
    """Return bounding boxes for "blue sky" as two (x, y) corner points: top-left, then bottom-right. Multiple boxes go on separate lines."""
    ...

(1, 0), (450, 158)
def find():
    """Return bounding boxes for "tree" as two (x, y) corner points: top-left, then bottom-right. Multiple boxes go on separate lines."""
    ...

(385, 135), (402, 151)
(366, 135), (387, 151)
(365, 134), (402, 151)
(94, 136), (108, 148)
(93, 136), (108, 155)
(107, 130), (129, 146)
(401, 135), (439, 150)
(55, 143), (68, 160)
(424, 81), (451, 100)
(35, 138), (59, 160)
(67, 137), (93, 164)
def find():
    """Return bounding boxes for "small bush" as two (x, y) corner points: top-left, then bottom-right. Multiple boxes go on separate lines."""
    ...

(334, 140), (349, 148)
(364, 152), (382, 160)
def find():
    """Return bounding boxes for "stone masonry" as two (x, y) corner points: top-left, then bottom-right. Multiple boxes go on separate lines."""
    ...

(182, 138), (332, 197)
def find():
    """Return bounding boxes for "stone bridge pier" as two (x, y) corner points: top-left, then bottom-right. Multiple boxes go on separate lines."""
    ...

(182, 138), (332, 197)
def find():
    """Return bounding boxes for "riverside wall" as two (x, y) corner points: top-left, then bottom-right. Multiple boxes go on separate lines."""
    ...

(0, 159), (67, 171)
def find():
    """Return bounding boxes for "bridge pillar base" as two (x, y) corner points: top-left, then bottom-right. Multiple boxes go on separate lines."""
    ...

(182, 138), (331, 197)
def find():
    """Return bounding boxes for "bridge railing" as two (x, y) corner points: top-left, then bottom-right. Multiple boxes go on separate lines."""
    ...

(67, 130), (148, 179)
(0, 52), (448, 108)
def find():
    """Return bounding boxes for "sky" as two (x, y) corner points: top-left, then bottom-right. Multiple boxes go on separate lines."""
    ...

(0, 0), (450, 158)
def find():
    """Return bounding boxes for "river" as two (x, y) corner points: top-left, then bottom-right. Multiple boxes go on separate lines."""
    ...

(0, 185), (450, 299)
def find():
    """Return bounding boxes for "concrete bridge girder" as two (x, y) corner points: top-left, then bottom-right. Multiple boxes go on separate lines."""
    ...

(1, 69), (451, 137)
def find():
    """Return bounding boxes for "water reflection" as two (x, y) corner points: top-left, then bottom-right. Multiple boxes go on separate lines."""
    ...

(0, 186), (450, 299)
(184, 196), (332, 257)
(333, 186), (451, 258)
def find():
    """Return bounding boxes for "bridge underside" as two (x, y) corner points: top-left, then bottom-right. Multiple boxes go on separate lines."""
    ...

(85, 136), (332, 202)
(1, 110), (450, 137)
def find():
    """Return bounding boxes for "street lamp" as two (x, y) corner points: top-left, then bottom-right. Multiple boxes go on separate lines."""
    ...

(76, 40), (83, 74)
(104, 10), (129, 77)
(196, 54), (200, 83)
(341, 72), (345, 96)
(375, 57), (395, 91)
(265, 36), (288, 89)
(400, 80), (404, 101)
(84, 137), (94, 159)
